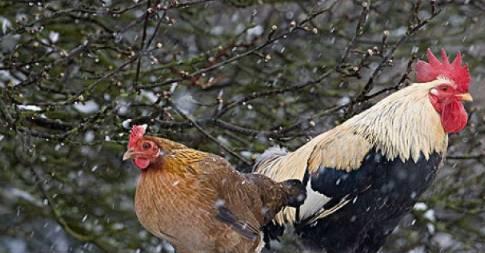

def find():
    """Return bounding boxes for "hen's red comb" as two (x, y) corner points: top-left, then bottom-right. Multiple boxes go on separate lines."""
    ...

(415, 48), (471, 92)
(128, 124), (147, 148)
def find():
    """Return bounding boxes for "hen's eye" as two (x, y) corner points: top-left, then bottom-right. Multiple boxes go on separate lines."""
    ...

(441, 86), (449, 91)
(142, 142), (151, 149)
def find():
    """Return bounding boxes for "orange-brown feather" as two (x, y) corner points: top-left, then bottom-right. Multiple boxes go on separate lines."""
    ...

(133, 135), (304, 253)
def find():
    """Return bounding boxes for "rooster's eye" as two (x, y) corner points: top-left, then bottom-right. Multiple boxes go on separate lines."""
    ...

(142, 142), (151, 149)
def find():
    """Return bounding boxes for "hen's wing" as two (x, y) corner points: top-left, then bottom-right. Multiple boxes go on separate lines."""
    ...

(215, 205), (259, 241)
(195, 155), (263, 240)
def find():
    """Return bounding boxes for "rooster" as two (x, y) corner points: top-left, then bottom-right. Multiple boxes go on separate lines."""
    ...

(255, 49), (473, 253)
(122, 125), (306, 253)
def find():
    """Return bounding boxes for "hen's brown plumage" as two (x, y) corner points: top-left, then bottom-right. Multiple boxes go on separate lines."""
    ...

(124, 132), (305, 253)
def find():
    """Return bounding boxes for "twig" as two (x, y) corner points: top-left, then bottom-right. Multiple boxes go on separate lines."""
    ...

(28, 167), (115, 252)
(353, 1), (441, 103)
(170, 102), (251, 165)
(338, 0), (371, 65)
(447, 154), (485, 160)
(216, 69), (332, 117)
(133, 0), (152, 92)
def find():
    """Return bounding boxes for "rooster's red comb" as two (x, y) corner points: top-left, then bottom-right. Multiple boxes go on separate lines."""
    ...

(415, 48), (471, 92)
(128, 124), (147, 148)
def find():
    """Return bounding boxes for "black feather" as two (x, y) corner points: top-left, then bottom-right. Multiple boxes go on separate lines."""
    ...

(297, 150), (442, 253)
(281, 179), (307, 208)
(215, 206), (259, 241)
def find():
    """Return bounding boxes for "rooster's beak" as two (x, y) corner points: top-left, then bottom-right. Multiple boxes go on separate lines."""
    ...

(123, 149), (134, 160)
(458, 93), (473, 102)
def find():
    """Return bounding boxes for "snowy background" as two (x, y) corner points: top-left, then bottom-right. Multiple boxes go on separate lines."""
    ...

(0, 0), (484, 252)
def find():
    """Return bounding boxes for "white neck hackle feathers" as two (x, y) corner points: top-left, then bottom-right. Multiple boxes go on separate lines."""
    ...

(257, 79), (449, 182)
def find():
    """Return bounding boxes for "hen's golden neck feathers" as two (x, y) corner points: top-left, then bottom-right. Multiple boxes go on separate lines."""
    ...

(144, 136), (188, 151)
(143, 136), (208, 175)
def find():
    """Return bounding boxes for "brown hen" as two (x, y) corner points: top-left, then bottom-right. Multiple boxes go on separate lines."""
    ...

(123, 125), (306, 253)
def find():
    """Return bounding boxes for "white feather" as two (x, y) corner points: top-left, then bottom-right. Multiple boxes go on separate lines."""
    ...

(254, 146), (287, 166)
(298, 180), (331, 221)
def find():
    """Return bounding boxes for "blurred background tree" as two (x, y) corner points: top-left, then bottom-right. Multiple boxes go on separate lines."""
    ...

(0, 0), (483, 252)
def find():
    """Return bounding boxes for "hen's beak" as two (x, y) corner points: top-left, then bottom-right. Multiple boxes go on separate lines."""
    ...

(123, 149), (134, 160)
(458, 93), (473, 102)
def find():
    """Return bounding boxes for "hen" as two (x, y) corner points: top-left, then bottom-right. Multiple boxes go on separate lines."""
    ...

(123, 125), (306, 253)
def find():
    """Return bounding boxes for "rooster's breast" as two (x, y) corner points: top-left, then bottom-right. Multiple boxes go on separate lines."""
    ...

(299, 149), (443, 253)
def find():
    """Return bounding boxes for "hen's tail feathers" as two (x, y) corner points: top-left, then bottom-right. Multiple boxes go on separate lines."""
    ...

(215, 206), (259, 241)
(281, 179), (307, 208)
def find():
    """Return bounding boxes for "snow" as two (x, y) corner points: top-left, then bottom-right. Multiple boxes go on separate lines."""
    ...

(102, 0), (112, 6)
(15, 13), (28, 24)
(162, 241), (175, 253)
(6, 187), (42, 206)
(117, 103), (129, 115)
(423, 209), (436, 221)
(174, 93), (197, 115)
(335, 178), (341, 185)
(73, 100), (99, 114)
(112, 223), (124, 230)
(140, 89), (158, 103)
(247, 25), (264, 38)
(0, 69), (20, 86)
(211, 26), (224, 35)
(216, 136), (230, 146)
(408, 246), (426, 253)
(413, 202), (427, 211)
(122, 119), (132, 129)
(214, 199), (225, 208)
(338, 96), (351, 106)
(49, 31), (59, 43)
(17, 104), (42, 111)
(84, 131), (95, 143)
(391, 26), (407, 37)
(432, 232), (455, 249)
(0, 16), (12, 34)
(3, 238), (27, 253)
(240, 151), (252, 159)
